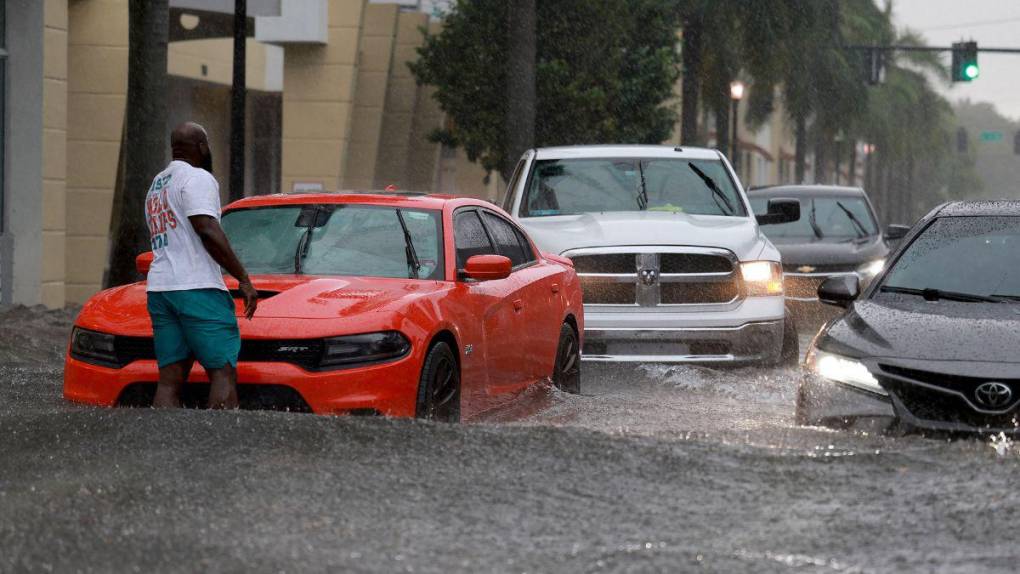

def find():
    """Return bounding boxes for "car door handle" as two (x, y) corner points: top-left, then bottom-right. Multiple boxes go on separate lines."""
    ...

(551, 283), (560, 293)
(513, 299), (524, 312)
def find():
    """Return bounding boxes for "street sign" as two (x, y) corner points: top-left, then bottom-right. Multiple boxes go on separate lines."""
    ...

(980, 131), (1003, 142)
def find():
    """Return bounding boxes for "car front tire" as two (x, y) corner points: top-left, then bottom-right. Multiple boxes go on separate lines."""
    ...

(552, 323), (581, 394)
(415, 341), (461, 422)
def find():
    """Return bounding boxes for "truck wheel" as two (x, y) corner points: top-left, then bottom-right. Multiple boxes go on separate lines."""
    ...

(779, 311), (800, 367)
(415, 342), (460, 422)
(553, 323), (581, 394)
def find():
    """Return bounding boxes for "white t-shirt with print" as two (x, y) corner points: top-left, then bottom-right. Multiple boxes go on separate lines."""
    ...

(144, 160), (227, 292)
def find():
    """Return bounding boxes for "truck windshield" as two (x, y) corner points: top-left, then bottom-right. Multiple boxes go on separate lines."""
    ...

(220, 205), (444, 279)
(520, 158), (747, 218)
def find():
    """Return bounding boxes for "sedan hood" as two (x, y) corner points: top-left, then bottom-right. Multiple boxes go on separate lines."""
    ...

(519, 212), (765, 259)
(771, 237), (887, 270)
(821, 298), (1020, 364)
(76, 275), (449, 336)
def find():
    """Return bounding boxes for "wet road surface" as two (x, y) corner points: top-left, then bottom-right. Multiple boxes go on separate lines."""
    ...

(2, 306), (1019, 573)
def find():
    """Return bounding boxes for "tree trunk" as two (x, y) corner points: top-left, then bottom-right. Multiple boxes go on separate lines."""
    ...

(505, 0), (536, 182)
(847, 141), (857, 186)
(107, 0), (169, 288)
(714, 100), (730, 163)
(680, 18), (703, 146)
(229, 0), (247, 201)
(794, 113), (807, 183)
(813, 132), (829, 184)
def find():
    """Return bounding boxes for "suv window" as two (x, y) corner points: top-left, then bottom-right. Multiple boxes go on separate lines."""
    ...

(501, 158), (527, 212)
(454, 211), (496, 269)
(482, 211), (531, 267)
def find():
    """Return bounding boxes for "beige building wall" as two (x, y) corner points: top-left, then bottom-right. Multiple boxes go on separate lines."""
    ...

(281, 0), (367, 193)
(372, 11), (427, 190)
(403, 21), (444, 192)
(343, 3), (398, 190)
(42, 0), (69, 308)
(65, 0), (129, 304)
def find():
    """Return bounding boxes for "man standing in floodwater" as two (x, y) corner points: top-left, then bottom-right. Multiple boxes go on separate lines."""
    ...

(143, 122), (258, 409)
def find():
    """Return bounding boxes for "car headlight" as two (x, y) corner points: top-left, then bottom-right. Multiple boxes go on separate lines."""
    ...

(70, 327), (118, 366)
(856, 259), (885, 281)
(805, 347), (886, 396)
(320, 331), (411, 369)
(740, 261), (784, 296)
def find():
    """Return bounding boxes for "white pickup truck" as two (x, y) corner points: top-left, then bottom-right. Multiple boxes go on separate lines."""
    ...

(500, 145), (801, 366)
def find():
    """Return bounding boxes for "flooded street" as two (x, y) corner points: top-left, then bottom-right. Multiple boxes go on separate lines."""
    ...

(2, 306), (1019, 573)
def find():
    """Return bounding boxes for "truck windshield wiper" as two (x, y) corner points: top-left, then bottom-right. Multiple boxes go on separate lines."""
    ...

(687, 163), (734, 215)
(395, 209), (422, 279)
(880, 285), (1002, 303)
(636, 162), (648, 210)
(808, 199), (824, 239)
(835, 201), (868, 239)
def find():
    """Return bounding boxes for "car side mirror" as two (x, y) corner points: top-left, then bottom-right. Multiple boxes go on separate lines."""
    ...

(818, 274), (860, 308)
(756, 198), (801, 225)
(462, 255), (512, 281)
(884, 224), (910, 241)
(136, 252), (154, 276)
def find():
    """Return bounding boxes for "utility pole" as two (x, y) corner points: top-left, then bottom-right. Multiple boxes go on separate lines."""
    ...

(230, 0), (246, 201)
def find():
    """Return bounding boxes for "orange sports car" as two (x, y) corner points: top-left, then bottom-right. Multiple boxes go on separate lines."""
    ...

(63, 193), (583, 421)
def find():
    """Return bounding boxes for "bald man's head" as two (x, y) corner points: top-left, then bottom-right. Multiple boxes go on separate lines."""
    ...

(171, 122), (213, 173)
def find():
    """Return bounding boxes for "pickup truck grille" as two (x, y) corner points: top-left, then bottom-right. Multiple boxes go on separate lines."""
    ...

(568, 251), (740, 306)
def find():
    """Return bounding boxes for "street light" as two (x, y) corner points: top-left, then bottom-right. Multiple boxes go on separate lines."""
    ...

(729, 81), (745, 175)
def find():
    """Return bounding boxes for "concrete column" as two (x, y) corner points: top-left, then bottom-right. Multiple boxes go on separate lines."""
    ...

(372, 10), (427, 190)
(403, 21), (444, 193)
(5, 0), (45, 306)
(42, 0), (68, 308)
(281, 0), (366, 193)
(65, 0), (128, 304)
(341, 3), (397, 190)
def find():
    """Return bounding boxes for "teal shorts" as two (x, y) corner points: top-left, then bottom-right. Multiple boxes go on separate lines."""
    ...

(147, 289), (240, 369)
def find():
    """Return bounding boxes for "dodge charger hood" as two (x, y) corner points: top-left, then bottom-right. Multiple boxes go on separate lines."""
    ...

(821, 298), (1020, 364)
(76, 276), (449, 336)
(518, 211), (766, 260)
(770, 237), (888, 270)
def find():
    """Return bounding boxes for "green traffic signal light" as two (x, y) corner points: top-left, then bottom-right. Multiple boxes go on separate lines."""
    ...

(964, 63), (980, 80)
(952, 41), (979, 82)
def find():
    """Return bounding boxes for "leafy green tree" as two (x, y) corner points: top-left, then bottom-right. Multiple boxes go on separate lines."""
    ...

(410, 0), (682, 180)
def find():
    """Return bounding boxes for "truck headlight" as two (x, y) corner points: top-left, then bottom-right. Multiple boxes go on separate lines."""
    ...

(740, 261), (783, 296)
(805, 347), (886, 396)
(856, 259), (885, 281)
(320, 331), (411, 369)
(70, 327), (118, 366)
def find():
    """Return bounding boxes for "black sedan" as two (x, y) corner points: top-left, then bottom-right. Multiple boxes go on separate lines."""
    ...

(749, 186), (908, 326)
(798, 200), (1020, 434)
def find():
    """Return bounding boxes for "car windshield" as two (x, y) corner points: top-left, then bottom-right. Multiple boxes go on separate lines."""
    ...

(220, 205), (443, 280)
(751, 196), (878, 239)
(520, 158), (747, 218)
(878, 216), (1020, 300)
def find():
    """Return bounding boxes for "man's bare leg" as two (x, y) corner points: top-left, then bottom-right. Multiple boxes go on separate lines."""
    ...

(207, 364), (239, 409)
(153, 359), (194, 408)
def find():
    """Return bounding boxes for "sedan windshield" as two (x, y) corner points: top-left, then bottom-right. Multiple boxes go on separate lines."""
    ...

(751, 196), (878, 240)
(520, 158), (747, 218)
(878, 216), (1020, 300)
(221, 205), (443, 280)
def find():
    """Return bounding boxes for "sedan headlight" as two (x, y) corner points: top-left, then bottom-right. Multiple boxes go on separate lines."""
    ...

(740, 261), (784, 296)
(320, 331), (411, 369)
(856, 259), (885, 281)
(70, 327), (118, 366)
(806, 347), (886, 396)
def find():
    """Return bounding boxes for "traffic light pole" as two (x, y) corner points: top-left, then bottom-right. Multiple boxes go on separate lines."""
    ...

(844, 45), (1020, 54)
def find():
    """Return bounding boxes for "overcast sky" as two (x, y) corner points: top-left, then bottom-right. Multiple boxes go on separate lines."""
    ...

(893, 0), (1020, 120)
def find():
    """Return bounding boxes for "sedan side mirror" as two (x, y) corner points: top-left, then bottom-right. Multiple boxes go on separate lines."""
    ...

(462, 254), (512, 281)
(884, 224), (910, 241)
(818, 274), (861, 308)
(136, 252), (154, 276)
(756, 198), (801, 225)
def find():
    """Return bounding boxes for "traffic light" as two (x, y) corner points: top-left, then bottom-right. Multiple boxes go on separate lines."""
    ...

(866, 48), (885, 86)
(951, 41), (979, 82)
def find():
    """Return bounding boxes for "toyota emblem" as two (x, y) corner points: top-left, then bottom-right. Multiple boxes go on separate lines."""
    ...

(974, 382), (1012, 409)
(639, 268), (659, 286)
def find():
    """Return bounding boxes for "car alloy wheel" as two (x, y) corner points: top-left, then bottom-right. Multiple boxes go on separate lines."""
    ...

(416, 342), (461, 422)
(553, 323), (581, 394)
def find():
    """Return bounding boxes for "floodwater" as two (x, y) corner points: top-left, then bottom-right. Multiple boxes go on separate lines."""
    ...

(2, 305), (1019, 573)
